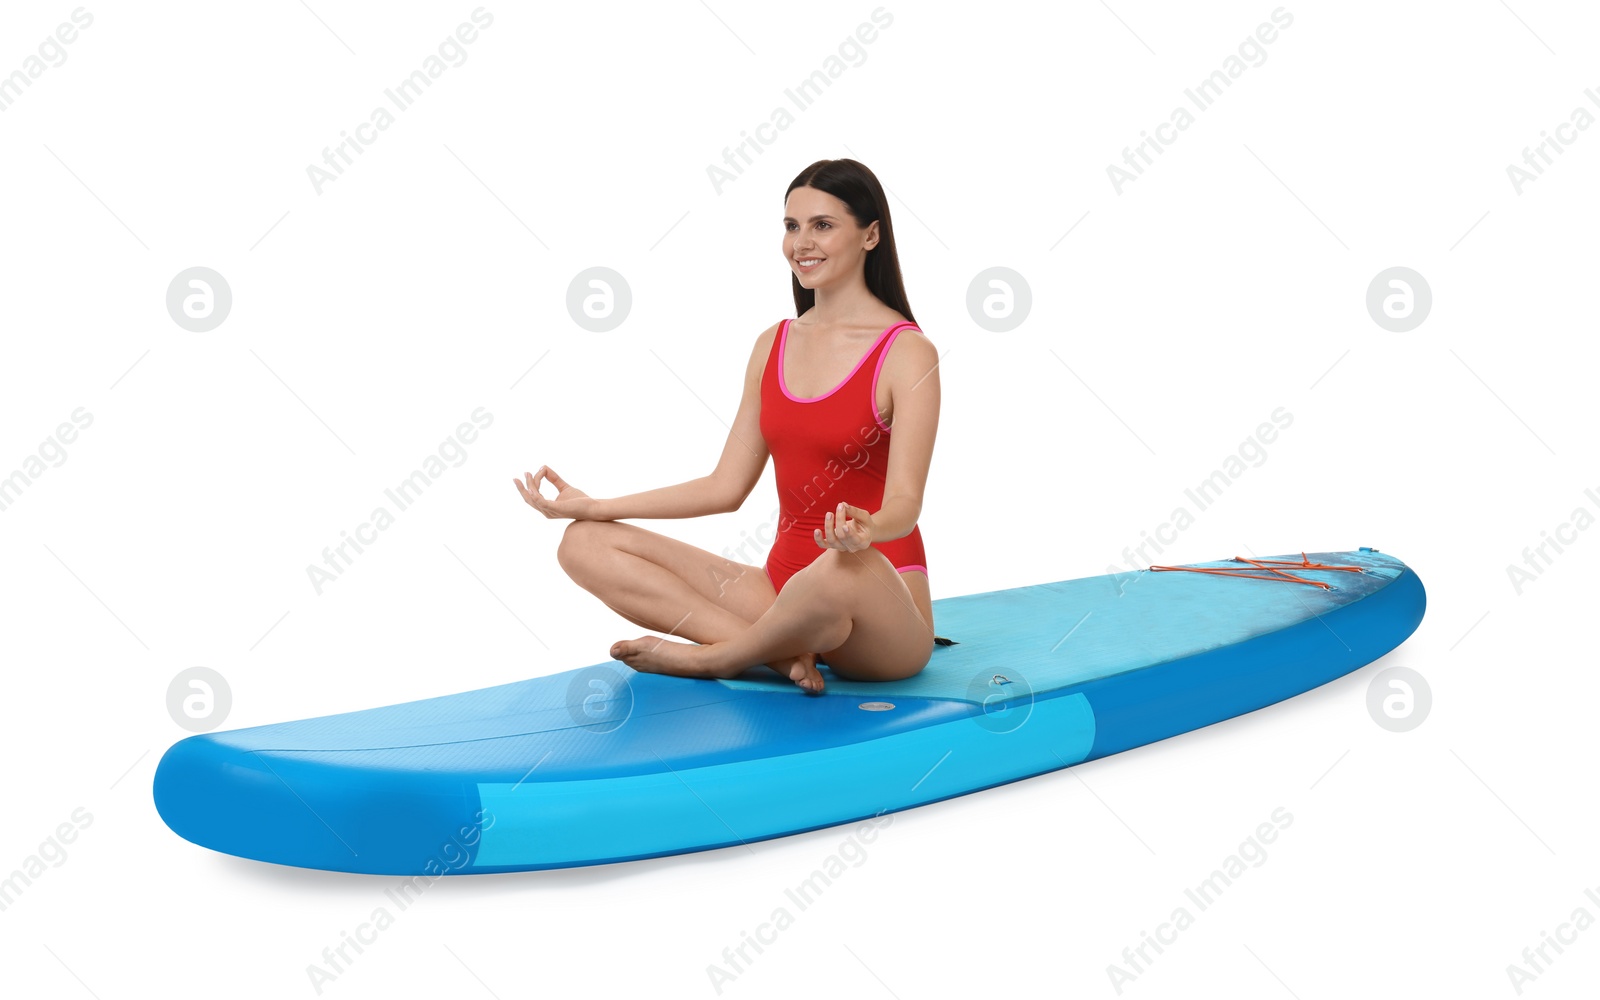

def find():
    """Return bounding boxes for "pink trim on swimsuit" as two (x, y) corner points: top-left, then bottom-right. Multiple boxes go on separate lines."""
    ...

(778, 319), (918, 404)
(895, 564), (927, 575)
(871, 325), (918, 433)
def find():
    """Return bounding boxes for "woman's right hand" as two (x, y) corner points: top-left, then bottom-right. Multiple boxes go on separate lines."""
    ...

(513, 466), (600, 521)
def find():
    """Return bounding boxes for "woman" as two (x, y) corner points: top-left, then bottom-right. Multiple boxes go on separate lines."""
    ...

(513, 158), (939, 694)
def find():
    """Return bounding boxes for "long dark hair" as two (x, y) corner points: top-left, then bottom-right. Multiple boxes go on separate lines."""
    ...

(786, 159), (915, 325)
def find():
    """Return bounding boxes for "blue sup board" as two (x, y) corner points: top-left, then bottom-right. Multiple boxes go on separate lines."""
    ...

(154, 548), (1424, 875)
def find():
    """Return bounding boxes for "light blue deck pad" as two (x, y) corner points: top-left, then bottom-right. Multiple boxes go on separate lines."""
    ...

(718, 548), (1409, 702)
(153, 549), (1425, 875)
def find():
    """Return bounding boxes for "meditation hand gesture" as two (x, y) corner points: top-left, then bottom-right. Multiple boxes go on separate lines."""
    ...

(514, 466), (599, 521)
(816, 502), (874, 552)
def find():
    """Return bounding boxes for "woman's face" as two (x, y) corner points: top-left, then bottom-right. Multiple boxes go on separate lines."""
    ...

(783, 186), (878, 290)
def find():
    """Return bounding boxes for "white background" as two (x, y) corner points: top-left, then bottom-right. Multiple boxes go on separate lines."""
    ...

(1, 1), (1595, 997)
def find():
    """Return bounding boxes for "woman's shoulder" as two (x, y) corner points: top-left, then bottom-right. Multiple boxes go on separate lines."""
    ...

(880, 315), (932, 350)
(751, 318), (785, 355)
(745, 319), (786, 384)
(879, 320), (938, 381)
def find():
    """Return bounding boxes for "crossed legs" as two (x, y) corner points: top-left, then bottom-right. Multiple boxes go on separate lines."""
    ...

(556, 520), (933, 693)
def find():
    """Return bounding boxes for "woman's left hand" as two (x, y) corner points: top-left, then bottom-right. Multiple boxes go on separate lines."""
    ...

(816, 502), (874, 552)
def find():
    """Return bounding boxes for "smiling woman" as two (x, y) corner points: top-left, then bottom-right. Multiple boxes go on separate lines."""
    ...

(515, 157), (941, 693)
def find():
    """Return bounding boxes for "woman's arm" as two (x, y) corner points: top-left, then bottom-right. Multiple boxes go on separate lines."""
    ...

(591, 474), (732, 521)
(870, 329), (940, 542)
(592, 324), (776, 521)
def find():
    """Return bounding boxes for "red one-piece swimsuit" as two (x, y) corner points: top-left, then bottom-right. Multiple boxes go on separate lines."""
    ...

(759, 317), (928, 594)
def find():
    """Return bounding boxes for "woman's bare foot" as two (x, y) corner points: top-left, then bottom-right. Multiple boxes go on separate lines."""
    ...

(769, 652), (824, 694)
(609, 636), (825, 694)
(610, 635), (720, 678)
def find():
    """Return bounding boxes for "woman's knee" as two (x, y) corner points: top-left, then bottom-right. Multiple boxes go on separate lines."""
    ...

(782, 549), (855, 604)
(556, 519), (611, 575)
(788, 547), (841, 582)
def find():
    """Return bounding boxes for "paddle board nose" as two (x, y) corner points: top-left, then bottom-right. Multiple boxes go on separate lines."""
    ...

(153, 734), (484, 876)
